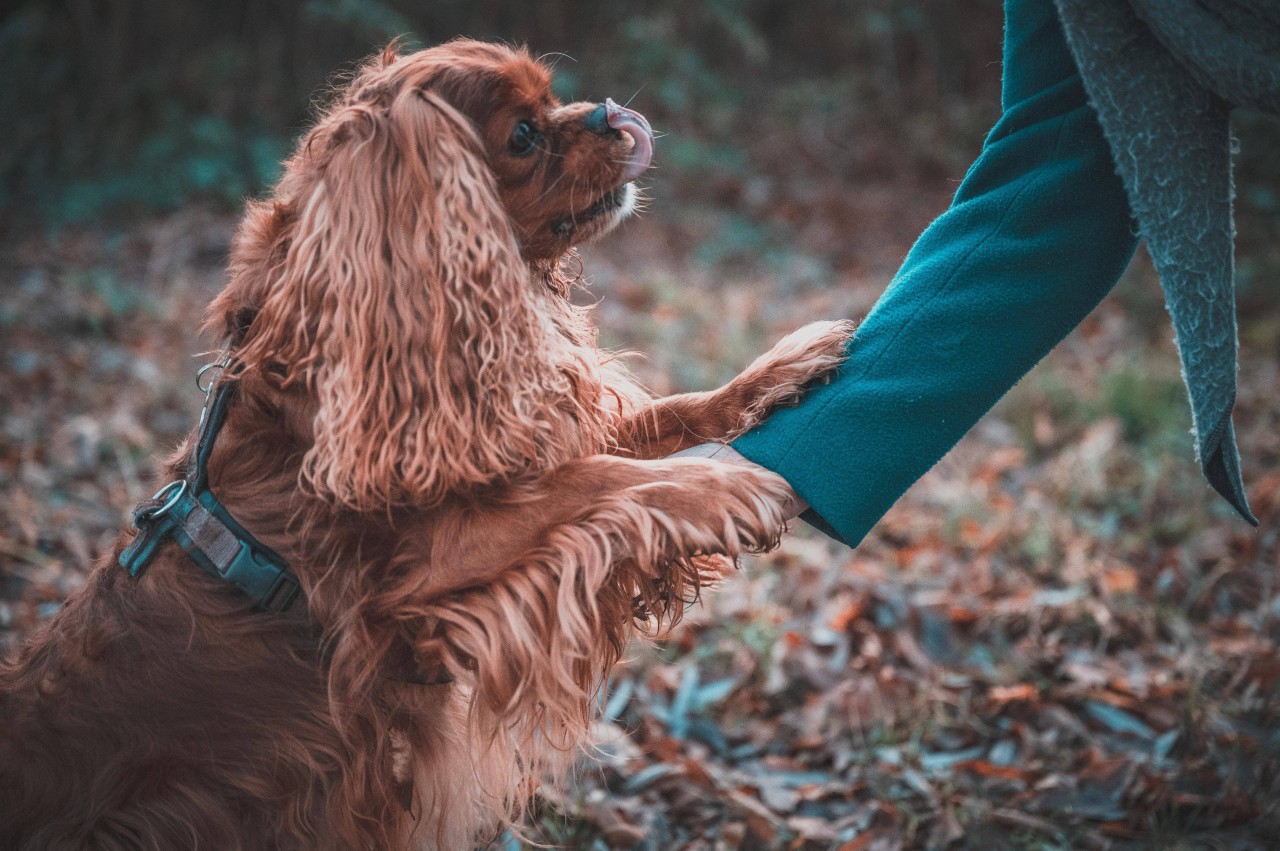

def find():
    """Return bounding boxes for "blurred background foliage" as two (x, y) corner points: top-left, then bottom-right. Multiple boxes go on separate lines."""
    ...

(4, 0), (1275, 297)
(1, 0), (1007, 224)
(6, 0), (1275, 290)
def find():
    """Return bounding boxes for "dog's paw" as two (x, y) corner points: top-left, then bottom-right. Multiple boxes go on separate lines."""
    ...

(732, 319), (855, 431)
(759, 319), (855, 386)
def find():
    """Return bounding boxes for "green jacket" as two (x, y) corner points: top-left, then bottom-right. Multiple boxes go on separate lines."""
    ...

(734, 0), (1276, 546)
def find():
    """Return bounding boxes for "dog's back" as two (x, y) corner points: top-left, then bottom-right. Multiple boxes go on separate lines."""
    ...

(0, 559), (348, 850)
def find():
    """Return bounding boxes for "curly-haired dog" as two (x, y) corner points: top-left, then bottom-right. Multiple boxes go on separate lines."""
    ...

(0, 40), (852, 849)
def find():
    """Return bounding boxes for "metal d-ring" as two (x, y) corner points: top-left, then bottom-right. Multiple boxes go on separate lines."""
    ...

(196, 360), (226, 393)
(146, 480), (188, 520)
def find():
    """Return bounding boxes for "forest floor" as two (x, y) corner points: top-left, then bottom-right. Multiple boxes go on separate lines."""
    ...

(2, 127), (1278, 849)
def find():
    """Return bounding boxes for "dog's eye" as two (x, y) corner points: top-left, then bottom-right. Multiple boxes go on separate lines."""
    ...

(509, 120), (540, 156)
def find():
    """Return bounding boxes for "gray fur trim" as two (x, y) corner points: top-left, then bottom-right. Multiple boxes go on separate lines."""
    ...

(1053, 0), (1272, 524)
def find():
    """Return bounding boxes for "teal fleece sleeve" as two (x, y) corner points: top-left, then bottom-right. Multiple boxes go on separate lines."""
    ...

(732, 0), (1139, 547)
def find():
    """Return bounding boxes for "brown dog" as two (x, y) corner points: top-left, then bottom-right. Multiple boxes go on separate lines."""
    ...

(0, 40), (852, 849)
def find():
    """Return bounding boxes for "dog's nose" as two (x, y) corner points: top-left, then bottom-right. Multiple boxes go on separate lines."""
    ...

(584, 103), (611, 135)
(602, 99), (654, 181)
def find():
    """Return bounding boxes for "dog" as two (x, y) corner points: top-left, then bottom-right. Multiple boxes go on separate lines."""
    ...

(0, 39), (852, 849)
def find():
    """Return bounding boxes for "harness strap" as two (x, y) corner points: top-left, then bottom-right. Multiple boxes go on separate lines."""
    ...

(117, 358), (450, 683)
(119, 359), (301, 614)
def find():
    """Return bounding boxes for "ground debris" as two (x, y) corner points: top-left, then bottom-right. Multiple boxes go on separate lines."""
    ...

(4, 200), (1279, 850)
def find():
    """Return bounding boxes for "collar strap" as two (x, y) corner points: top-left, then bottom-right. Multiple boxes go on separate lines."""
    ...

(118, 359), (301, 614)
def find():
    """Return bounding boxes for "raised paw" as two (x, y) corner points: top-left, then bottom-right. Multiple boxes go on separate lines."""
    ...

(652, 457), (795, 557)
(730, 319), (855, 434)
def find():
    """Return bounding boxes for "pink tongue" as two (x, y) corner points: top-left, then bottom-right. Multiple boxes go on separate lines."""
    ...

(605, 98), (653, 182)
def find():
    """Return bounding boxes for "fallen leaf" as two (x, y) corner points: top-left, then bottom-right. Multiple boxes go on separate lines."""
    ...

(1101, 567), (1138, 596)
(989, 683), (1037, 704)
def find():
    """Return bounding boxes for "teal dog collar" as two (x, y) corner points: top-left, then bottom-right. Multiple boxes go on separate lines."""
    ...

(118, 359), (301, 614)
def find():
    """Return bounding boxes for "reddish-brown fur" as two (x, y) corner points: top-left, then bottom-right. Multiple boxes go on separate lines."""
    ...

(0, 40), (853, 849)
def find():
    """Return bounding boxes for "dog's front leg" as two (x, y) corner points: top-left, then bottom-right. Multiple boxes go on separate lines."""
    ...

(392, 455), (793, 724)
(616, 319), (854, 458)
(401, 454), (791, 596)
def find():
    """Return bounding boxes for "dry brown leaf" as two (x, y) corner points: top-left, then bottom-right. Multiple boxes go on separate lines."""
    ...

(988, 683), (1038, 704)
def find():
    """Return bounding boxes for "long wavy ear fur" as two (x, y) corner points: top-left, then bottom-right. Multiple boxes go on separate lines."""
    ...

(212, 76), (600, 510)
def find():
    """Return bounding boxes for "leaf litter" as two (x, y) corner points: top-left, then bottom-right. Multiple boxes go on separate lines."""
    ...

(2, 198), (1278, 850)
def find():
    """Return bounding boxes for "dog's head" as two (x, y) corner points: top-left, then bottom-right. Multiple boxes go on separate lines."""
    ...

(210, 41), (649, 510)
(373, 40), (653, 261)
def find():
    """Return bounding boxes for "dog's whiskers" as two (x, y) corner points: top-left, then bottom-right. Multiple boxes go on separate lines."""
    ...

(622, 86), (647, 109)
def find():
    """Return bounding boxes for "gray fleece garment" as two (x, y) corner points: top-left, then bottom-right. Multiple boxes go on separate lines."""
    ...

(1053, 0), (1280, 525)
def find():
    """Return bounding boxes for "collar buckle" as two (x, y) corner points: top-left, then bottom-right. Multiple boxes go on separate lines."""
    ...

(118, 356), (303, 615)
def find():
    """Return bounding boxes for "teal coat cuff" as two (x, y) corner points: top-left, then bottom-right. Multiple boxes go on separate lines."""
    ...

(734, 0), (1138, 547)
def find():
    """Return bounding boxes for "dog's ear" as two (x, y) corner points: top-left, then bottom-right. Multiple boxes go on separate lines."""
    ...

(227, 85), (595, 510)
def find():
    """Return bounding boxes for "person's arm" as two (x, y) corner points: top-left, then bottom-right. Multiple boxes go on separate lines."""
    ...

(731, 0), (1139, 547)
